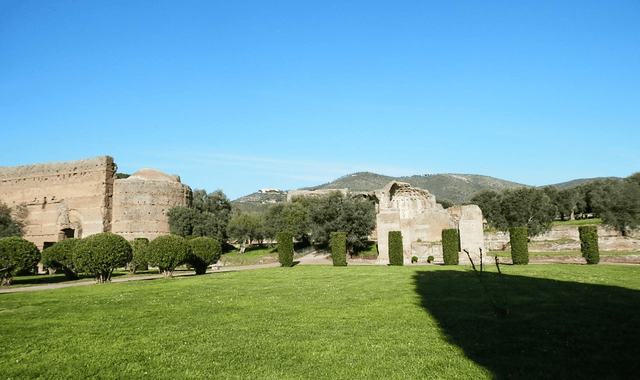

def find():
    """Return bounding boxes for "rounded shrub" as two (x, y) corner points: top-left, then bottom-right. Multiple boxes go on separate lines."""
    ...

(0, 237), (40, 286)
(277, 232), (294, 267)
(509, 227), (529, 265)
(579, 225), (600, 264)
(331, 232), (347, 266)
(388, 231), (404, 266)
(187, 237), (222, 274)
(147, 234), (189, 277)
(73, 232), (132, 283)
(442, 229), (460, 265)
(411, 255), (418, 263)
(129, 238), (150, 273)
(41, 238), (81, 279)
(427, 255), (435, 263)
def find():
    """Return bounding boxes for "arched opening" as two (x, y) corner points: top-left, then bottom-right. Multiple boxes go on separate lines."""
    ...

(58, 228), (74, 240)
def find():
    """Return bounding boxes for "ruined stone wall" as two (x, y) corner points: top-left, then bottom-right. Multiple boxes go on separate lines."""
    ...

(112, 169), (191, 241)
(484, 225), (640, 252)
(374, 181), (485, 264)
(0, 157), (114, 250)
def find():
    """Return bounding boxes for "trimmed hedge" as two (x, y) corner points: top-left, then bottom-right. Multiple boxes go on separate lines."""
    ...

(277, 232), (294, 267)
(147, 234), (189, 277)
(41, 238), (81, 279)
(331, 232), (347, 266)
(388, 231), (404, 266)
(74, 233), (132, 282)
(442, 229), (460, 265)
(509, 227), (529, 265)
(579, 225), (600, 265)
(187, 237), (222, 274)
(0, 237), (40, 286)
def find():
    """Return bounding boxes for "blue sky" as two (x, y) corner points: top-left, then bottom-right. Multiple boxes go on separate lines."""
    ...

(1, 0), (638, 200)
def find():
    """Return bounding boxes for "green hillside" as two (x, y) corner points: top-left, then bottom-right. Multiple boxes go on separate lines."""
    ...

(546, 177), (621, 189)
(306, 172), (526, 204)
(231, 172), (618, 212)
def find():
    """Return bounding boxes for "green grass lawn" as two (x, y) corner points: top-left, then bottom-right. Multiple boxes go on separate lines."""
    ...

(551, 218), (602, 226)
(220, 245), (279, 266)
(2, 265), (640, 379)
(491, 250), (638, 257)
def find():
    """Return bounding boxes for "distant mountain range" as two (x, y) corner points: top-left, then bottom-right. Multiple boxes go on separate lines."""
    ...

(231, 172), (621, 213)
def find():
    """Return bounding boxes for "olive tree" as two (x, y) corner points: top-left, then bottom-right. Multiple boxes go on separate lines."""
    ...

(147, 234), (189, 277)
(0, 237), (40, 286)
(74, 233), (132, 283)
(308, 192), (376, 254)
(186, 237), (222, 274)
(41, 238), (81, 279)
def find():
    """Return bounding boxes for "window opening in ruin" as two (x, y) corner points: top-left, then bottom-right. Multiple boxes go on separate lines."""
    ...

(61, 228), (74, 240)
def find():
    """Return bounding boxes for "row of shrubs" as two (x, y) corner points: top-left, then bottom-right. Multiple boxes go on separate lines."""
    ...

(508, 225), (599, 265)
(0, 233), (222, 286)
(388, 226), (600, 266)
(2, 226), (603, 285)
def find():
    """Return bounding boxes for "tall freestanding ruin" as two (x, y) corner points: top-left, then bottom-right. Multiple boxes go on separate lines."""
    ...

(373, 181), (485, 264)
(0, 156), (191, 250)
(287, 181), (486, 264)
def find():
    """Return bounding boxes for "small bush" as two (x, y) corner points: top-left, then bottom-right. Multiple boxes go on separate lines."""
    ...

(277, 232), (294, 267)
(442, 229), (460, 265)
(147, 234), (189, 277)
(0, 237), (40, 286)
(41, 238), (80, 279)
(579, 225), (600, 264)
(427, 255), (434, 263)
(187, 237), (222, 274)
(388, 231), (403, 266)
(411, 256), (418, 263)
(129, 238), (149, 273)
(331, 232), (347, 266)
(74, 233), (132, 282)
(509, 227), (529, 265)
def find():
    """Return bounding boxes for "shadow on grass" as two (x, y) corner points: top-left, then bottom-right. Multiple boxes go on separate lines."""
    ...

(414, 270), (640, 379)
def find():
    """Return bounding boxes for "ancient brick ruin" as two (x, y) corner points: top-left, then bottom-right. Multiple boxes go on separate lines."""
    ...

(0, 157), (191, 250)
(373, 181), (485, 264)
(287, 181), (485, 264)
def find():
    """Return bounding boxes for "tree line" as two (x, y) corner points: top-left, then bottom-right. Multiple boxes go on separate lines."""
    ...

(167, 189), (377, 254)
(470, 172), (640, 236)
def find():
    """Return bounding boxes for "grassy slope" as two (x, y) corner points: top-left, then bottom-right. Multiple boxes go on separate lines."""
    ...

(1, 265), (640, 379)
(220, 246), (278, 266)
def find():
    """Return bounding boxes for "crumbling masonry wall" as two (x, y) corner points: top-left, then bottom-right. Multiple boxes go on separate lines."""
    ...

(112, 169), (191, 241)
(0, 157), (115, 250)
(374, 181), (485, 264)
(0, 158), (192, 250)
